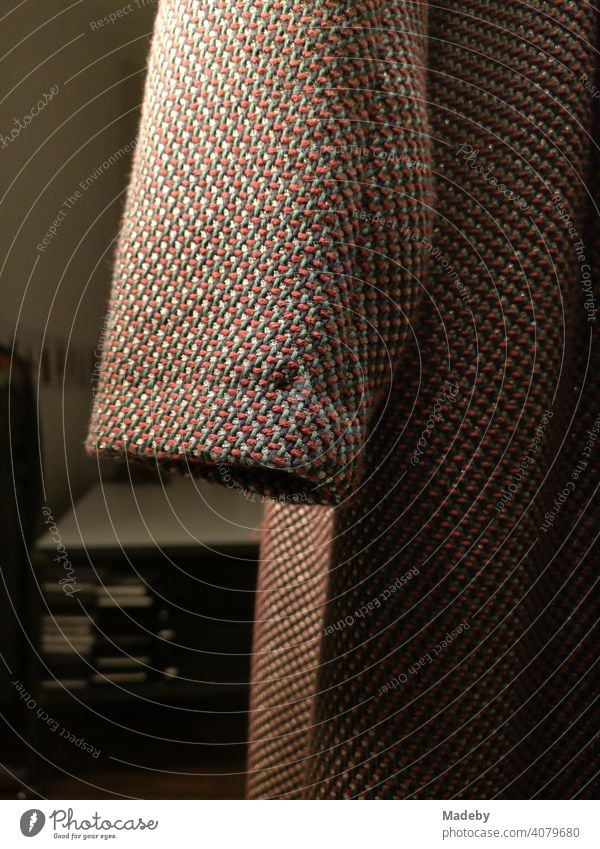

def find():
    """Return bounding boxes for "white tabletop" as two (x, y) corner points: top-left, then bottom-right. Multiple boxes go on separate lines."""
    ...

(35, 478), (264, 551)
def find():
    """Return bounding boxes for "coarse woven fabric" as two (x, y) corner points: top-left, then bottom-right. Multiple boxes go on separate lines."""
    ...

(87, 1), (599, 798)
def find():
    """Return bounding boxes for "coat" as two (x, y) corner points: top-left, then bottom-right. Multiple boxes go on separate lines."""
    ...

(87, 0), (599, 798)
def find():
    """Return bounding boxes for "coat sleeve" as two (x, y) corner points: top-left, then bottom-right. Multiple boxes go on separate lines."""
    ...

(86, 0), (432, 505)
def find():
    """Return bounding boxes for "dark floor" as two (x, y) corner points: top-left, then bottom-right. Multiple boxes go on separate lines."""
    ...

(1, 758), (246, 799)
(2, 701), (249, 799)
(42, 762), (246, 799)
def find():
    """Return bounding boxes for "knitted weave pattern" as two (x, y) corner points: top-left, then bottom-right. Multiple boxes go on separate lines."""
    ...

(87, 0), (432, 504)
(88, 0), (599, 798)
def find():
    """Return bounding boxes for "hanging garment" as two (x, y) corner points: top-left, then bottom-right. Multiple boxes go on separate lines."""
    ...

(87, 1), (599, 798)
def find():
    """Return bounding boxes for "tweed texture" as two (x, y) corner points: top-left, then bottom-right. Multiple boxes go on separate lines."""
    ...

(88, 0), (599, 798)
(247, 502), (332, 796)
(87, 0), (432, 504)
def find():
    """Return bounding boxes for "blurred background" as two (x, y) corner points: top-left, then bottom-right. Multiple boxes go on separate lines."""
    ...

(0, 0), (261, 800)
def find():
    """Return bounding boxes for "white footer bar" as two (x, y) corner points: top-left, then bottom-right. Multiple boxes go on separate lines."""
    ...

(0, 799), (597, 848)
